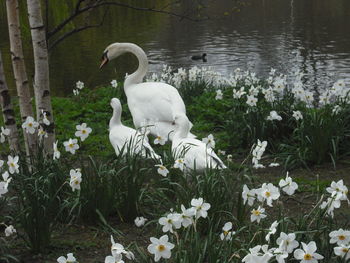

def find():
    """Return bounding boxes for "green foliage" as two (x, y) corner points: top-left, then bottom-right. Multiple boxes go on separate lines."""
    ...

(12, 153), (68, 253)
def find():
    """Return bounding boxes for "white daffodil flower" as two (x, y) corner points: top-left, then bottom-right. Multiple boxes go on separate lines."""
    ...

(279, 172), (298, 195)
(246, 95), (258, 107)
(155, 164), (169, 177)
(267, 111), (282, 121)
(0, 181), (9, 197)
(334, 244), (350, 260)
(250, 206), (267, 223)
(242, 185), (256, 206)
(191, 197), (211, 219)
(220, 222), (235, 241)
(147, 235), (175, 262)
(2, 171), (10, 182)
(154, 135), (166, 145)
(326, 180), (348, 201)
(329, 228), (350, 246)
(110, 236), (134, 259)
(53, 140), (61, 160)
(276, 232), (299, 254)
(73, 89), (79, 96)
(257, 183), (280, 207)
(63, 138), (79, 154)
(41, 110), (50, 126)
(76, 80), (84, 90)
(7, 155), (19, 174)
(233, 87), (246, 99)
(215, 89), (223, 100)
(173, 158), (185, 171)
(69, 169), (82, 192)
(332, 105), (342, 115)
(57, 253), (77, 263)
(293, 110), (303, 120)
(105, 253), (124, 263)
(202, 134), (216, 149)
(180, 205), (195, 228)
(265, 220), (279, 242)
(4, 225), (16, 237)
(293, 241), (324, 263)
(158, 213), (182, 233)
(38, 127), (48, 140)
(75, 123), (92, 141)
(269, 162), (280, 167)
(134, 216), (147, 227)
(242, 245), (272, 263)
(0, 127), (10, 143)
(218, 150), (226, 155)
(22, 116), (39, 134)
(111, 79), (118, 88)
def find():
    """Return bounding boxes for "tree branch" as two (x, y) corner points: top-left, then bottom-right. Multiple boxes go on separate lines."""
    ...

(47, 0), (208, 41)
(48, 9), (107, 51)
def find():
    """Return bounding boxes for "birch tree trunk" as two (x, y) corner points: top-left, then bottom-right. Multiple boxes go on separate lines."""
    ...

(27, 0), (55, 152)
(6, 0), (37, 156)
(0, 52), (20, 152)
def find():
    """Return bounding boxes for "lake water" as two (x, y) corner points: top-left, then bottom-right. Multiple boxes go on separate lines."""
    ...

(0, 0), (350, 96)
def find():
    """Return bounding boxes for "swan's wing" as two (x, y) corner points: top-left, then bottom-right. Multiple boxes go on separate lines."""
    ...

(128, 82), (187, 123)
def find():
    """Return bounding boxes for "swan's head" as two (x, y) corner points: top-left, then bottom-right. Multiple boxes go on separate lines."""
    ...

(100, 43), (125, 69)
(110, 98), (122, 111)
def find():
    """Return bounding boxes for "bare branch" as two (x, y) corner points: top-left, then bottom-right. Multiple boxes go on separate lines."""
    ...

(47, 0), (208, 41)
(48, 9), (108, 51)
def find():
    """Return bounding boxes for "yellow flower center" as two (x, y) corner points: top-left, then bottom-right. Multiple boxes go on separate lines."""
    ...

(74, 180), (79, 185)
(342, 248), (349, 253)
(252, 210), (261, 216)
(157, 136), (161, 140)
(167, 219), (172, 223)
(69, 143), (74, 148)
(28, 123), (33, 127)
(178, 159), (183, 163)
(82, 130), (86, 134)
(304, 254), (312, 260)
(157, 244), (165, 252)
(223, 230), (229, 236)
(160, 166), (165, 170)
(339, 235), (346, 240)
(265, 191), (271, 197)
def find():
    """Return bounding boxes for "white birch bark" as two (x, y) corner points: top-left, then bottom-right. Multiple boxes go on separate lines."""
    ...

(27, 0), (55, 152)
(0, 52), (20, 152)
(6, 0), (37, 156)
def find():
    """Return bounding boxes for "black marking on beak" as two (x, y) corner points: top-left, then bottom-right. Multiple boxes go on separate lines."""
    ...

(100, 51), (109, 69)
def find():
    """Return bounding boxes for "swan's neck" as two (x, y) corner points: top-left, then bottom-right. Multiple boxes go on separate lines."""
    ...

(109, 107), (122, 128)
(122, 43), (148, 89)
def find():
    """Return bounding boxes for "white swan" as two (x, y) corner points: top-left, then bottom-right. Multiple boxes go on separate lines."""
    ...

(100, 42), (196, 141)
(172, 115), (227, 172)
(109, 98), (161, 161)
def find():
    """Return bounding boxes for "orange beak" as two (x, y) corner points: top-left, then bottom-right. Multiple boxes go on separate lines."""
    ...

(99, 56), (109, 69)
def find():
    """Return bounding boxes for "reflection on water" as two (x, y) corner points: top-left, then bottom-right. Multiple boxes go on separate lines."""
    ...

(0, 0), (350, 96)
